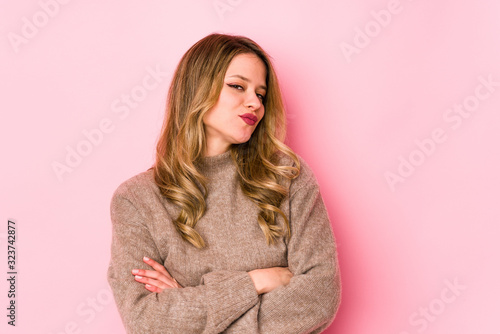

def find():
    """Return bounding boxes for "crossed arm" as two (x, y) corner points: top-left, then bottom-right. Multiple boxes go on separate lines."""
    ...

(108, 164), (341, 333)
(133, 256), (293, 295)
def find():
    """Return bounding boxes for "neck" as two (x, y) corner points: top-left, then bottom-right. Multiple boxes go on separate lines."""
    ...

(204, 145), (230, 157)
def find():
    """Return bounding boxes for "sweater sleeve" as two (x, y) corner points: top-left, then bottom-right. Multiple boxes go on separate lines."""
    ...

(226, 158), (341, 334)
(107, 190), (260, 334)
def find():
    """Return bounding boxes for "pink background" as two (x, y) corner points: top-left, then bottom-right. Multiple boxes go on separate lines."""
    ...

(1, 1), (500, 333)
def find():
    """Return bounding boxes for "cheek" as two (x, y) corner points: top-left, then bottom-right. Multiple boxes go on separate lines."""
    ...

(202, 109), (213, 126)
(202, 108), (224, 129)
(219, 88), (239, 105)
(258, 106), (265, 120)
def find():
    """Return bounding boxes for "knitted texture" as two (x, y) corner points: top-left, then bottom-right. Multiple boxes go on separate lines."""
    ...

(107, 150), (341, 333)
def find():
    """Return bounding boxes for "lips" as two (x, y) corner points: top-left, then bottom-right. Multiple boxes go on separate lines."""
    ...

(239, 113), (258, 125)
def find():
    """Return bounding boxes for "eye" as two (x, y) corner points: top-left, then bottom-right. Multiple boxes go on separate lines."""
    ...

(228, 83), (266, 102)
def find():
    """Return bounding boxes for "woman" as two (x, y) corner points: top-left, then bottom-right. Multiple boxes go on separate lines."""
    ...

(107, 33), (341, 333)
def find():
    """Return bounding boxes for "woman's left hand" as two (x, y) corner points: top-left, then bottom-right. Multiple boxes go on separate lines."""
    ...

(132, 257), (182, 293)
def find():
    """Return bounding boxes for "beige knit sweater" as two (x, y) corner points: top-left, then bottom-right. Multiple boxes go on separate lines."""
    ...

(107, 150), (341, 334)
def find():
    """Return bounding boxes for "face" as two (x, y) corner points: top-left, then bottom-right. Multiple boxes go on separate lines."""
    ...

(202, 53), (267, 156)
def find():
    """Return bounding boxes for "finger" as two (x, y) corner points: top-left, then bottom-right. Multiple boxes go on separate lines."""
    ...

(143, 257), (172, 278)
(133, 269), (179, 288)
(144, 283), (163, 293)
(172, 277), (183, 288)
(131, 268), (181, 288)
(132, 268), (167, 280)
(134, 275), (176, 289)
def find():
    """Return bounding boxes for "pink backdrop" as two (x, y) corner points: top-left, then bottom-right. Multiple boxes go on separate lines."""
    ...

(2, 1), (499, 333)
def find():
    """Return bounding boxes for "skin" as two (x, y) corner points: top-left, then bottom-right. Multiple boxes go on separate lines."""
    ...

(203, 53), (267, 157)
(132, 53), (293, 295)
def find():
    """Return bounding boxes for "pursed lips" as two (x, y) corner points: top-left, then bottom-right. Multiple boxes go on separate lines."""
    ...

(239, 113), (258, 125)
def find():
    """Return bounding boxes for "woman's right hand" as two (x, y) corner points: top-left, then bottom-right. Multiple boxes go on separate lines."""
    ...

(248, 267), (293, 295)
(132, 257), (182, 293)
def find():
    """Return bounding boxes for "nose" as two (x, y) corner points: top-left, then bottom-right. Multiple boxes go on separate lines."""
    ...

(244, 92), (262, 110)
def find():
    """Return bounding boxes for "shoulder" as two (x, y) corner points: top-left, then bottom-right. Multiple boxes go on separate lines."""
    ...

(275, 150), (320, 195)
(111, 169), (161, 207)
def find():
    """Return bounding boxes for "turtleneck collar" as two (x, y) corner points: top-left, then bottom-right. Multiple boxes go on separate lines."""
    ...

(197, 149), (234, 175)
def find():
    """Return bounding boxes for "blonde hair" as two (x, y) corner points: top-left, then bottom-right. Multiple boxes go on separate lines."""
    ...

(153, 33), (300, 248)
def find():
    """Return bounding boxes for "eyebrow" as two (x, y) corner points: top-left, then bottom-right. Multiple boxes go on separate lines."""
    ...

(227, 74), (267, 91)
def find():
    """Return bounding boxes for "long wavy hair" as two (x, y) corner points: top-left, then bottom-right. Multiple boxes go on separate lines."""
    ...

(153, 33), (300, 248)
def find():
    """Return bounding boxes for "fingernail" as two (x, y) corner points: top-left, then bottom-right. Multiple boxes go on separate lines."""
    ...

(135, 275), (142, 279)
(143, 256), (150, 261)
(132, 269), (139, 274)
(145, 284), (152, 288)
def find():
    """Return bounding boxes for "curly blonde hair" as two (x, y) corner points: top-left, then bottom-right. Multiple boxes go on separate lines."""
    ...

(153, 33), (300, 248)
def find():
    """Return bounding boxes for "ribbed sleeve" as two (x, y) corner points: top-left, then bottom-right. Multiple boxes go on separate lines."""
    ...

(223, 157), (342, 333)
(258, 163), (341, 333)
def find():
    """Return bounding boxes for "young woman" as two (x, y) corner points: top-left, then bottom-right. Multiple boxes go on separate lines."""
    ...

(107, 33), (341, 333)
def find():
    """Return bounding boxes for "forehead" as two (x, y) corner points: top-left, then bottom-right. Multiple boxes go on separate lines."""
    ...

(225, 53), (267, 83)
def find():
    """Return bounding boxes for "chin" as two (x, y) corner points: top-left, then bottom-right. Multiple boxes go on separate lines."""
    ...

(231, 133), (253, 145)
(239, 135), (254, 144)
